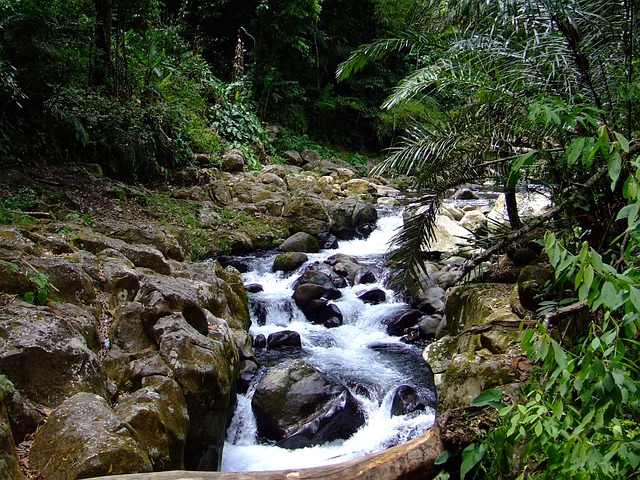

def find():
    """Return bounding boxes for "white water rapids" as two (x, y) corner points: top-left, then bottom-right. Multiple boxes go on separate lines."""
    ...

(221, 207), (436, 472)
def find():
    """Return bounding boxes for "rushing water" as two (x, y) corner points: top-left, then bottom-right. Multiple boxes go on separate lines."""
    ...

(221, 206), (436, 472)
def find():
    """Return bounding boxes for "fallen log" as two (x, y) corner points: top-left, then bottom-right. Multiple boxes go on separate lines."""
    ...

(91, 426), (444, 480)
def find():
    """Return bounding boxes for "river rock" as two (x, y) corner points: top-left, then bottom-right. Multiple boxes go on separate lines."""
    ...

(317, 232), (339, 249)
(151, 312), (238, 470)
(30, 392), (152, 479)
(358, 288), (387, 304)
(453, 188), (479, 200)
(304, 302), (343, 325)
(330, 198), (378, 232)
(244, 283), (264, 293)
(293, 263), (343, 290)
(0, 381), (24, 480)
(221, 149), (245, 172)
(415, 287), (446, 315)
(387, 309), (423, 336)
(266, 330), (302, 350)
(390, 385), (426, 417)
(93, 220), (187, 262)
(282, 194), (332, 235)
(253, 334), (267, 349)
(418, 315), (442, 339)
(114, 376), (190, 471)
(0, 301), (107, 407)
(325, 253), (367, 285)
(278, 232), (319, 253)
(273, 252), (308, 272)
(251, 360), (365, 447)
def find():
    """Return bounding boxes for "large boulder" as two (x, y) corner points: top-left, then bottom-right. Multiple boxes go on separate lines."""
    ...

(278, 232), (319, 253)
(0, 380), (24, 480)
(423, 283), (524, 412)
(30, 393), (152, 479)
(114, 376), (190, 471)
(150, 312), (238, 470)
(251, 360), (365, 448)
(330, 198), (378, 232)
(282, 194), (332, 235)
(0, 301), (107, 407)
(272, 252), (308, 272)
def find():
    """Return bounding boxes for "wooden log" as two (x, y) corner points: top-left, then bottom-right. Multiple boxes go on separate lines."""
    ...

(91, 426), (444, 480)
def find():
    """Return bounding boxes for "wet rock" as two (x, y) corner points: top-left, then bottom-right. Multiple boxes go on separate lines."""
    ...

(278, 232), (320, 253)
(244, 283), (264, 293)
(293, 263), (341, 290)
(30, 392), (152, 479)
(355, 269), (377, 285)
(390, 385), (426, 417)
(323, 317), (343, 328)
(317, 232), (339, 249)
(293, 283), (341, 310)
(216, 256), (250, 273)
(358, 288), (387, 305)
(325, 253), (367, 285)
(273, 252), (308, 272)
(266, 330), (302, 350)
(282, 194), (332, 235)
(459, 210), (487, 234)
(387, 309), (423, 336)
(330, 197), (378, 232)
(253, 334), (267, 349)
(0, 301), (107, 407)
(114, 376), (190, 471)
(238, 359), (259, 394)
(151, 312), (238, 470)
(305, 302), (343, 325)
(251, 360), (365, 447)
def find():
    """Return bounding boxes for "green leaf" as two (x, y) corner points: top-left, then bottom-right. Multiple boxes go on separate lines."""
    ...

(507, 151), (536, 188)
(435, 450), (450, 465)
(566, 137), (586, 165)
(608, 152), (623, 189)
(614, 131), (630, 153)
(471, 388), (503, 407)
(460, 443), (487, 479)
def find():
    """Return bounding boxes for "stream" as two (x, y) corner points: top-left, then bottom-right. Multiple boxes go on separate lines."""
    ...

(221, 205), (437, 472)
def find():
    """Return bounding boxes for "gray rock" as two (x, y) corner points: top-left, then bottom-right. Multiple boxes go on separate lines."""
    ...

(251, 360), (365, 447)
(266, 330), (302, 350)
(282, 194), (332, 235)
(151, 312), (238, 470)
(30, 392), (152, 479)
(0, 301), (107, 407)
(114, 376), (190, 471)
(273, 252), (308, 272)
(278, 232), (319, 253)
(221, 149), (245, 172)
(282, 150), (303, 166)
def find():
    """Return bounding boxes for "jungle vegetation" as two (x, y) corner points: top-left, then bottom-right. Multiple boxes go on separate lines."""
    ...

(1, 0), (639, 478)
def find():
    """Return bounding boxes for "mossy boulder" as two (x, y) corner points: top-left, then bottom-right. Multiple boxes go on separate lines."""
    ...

(0, 301), (107, 407)
(517, 264), (554, 311)
(282, 194), (332, 235)
(278, 232), (319, 253)
(30, 392), (152, 480)
(273, 252), (309, 272)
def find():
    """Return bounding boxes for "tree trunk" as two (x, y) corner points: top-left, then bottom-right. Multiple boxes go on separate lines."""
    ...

(93, 0), (113, 86)
(90, 426), (444, 480)
(505, 185), (521, 229)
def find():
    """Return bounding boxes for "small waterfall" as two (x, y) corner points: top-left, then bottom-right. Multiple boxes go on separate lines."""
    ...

(221, 206), (436, 472)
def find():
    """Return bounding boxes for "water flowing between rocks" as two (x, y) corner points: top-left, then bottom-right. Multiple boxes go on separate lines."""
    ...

(221, 205), (437, 472)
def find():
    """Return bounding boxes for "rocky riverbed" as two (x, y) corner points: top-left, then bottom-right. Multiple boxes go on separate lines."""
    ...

(0, 149), (552, 479)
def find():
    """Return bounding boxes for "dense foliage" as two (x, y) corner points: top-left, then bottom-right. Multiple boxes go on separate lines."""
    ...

(341, 0), (640, 478)
(0, 0), (423, 177)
